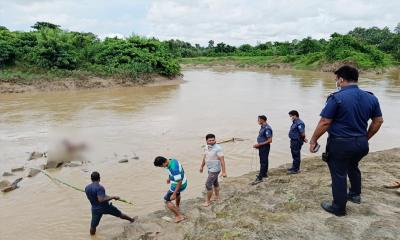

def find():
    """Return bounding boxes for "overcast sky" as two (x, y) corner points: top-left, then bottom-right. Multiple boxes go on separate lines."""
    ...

(1, 0), (399, 46)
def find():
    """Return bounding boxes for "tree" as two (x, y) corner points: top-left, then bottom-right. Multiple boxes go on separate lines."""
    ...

(296, 37), (323, 55)
(395, 22), (400, 34)
(32, 22), (61, 30)
(0, 28), (17, 66)
(208, 40), (214, 48)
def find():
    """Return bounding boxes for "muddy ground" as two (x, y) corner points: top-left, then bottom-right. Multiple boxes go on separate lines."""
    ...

(0, 75), (183, 94)
(114, 148), (400, 240)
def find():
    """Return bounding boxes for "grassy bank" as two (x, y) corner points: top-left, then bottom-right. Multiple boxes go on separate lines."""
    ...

(180, 55), (399, 72)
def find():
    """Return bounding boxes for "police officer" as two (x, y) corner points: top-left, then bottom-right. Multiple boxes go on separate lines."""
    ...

(309, 65), (383, 216)
(288, 110), (307, 174)
(252, 115), (273, 185)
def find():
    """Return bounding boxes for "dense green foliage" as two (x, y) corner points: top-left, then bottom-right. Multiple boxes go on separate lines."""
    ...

(1, 22), (399, 82)
(0, 22), (180, 80)
(170, 24), (400, 69)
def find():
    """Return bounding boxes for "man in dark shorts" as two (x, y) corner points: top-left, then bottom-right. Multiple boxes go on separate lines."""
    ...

(200, 134), (227, 207)
(85, 171), (135, 235)
(154, 156), (187, 223)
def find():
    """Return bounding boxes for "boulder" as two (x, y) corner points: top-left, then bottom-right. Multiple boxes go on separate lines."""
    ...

(27, 169), (41, 178)
(0, 180), (11, 189)
(11, 166), (24, 172)
(118, 159), (129, 163)
(1, 178), (22, 193)
(29, 151), (44, 160)
(64, 161), (82, 167)
(2, 172), (14, 177)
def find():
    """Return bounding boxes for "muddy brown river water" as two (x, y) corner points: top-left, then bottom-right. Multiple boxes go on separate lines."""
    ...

(1, 68), (399, 240)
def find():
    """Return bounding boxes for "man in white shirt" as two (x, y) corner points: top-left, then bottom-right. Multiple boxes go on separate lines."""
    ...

(200, 134), (227, 207)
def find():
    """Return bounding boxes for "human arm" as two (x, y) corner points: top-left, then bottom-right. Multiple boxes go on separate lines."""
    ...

(200, 154), (205, 173)
(367, 117), (383, 140)
(218, 155), (227, 177)
(309, 117), (332, 153)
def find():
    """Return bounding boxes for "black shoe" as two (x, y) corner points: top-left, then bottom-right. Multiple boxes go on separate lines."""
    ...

(320, 201), (346, 216)
(347, 195), (361, 204)
(287, 167), (294, 171)
(288, 169), (300, 175)
(251, 177), (263, 185)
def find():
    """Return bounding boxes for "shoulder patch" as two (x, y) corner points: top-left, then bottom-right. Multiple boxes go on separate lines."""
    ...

(327, 92), (341, 104)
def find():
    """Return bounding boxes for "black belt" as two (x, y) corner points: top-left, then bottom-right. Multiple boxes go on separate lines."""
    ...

(329, 136), (367, 140)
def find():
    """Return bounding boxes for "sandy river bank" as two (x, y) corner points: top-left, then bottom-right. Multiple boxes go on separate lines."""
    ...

(114, 148), (400, 240)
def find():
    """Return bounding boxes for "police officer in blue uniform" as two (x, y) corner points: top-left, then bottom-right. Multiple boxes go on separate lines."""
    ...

(309, 65), (384, 216)
(288, 110), (307, 174)
(252, 115), (273, 185)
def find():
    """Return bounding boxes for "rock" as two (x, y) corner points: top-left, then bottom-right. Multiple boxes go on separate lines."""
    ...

(1, 178), (22, 193)
(11, 166), (24, 172)
(64, 161), (82, 167)
(29, 151), (44, 160)
(118, 159), (129, 163)
(0, 180), (11, 189)
(2, 172), (14, 177)
(131, 156), (140, 160)
(27, 169), (41, 178)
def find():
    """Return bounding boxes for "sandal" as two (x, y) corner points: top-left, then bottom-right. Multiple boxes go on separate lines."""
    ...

(384, 180), (400, 189)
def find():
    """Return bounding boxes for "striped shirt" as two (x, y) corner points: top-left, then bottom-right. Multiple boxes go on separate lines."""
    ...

(167, 159), (187, 192)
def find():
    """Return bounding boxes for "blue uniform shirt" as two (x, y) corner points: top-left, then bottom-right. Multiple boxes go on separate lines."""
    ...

(257, 123), (273, 143)
(289, 119), (305, 140)
(320, 85), (382, 137)
(85, 182), (108, 210)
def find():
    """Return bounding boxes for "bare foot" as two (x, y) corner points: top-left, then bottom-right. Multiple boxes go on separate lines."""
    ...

(202, 201), (211, 207)
(175, 215), (185, 223)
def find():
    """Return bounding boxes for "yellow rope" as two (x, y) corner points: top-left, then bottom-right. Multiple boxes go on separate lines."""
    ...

(32, 168), (134, 206)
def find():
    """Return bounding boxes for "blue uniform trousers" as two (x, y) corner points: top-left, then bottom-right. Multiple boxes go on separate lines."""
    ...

(326, 136), (369, 211)
(290, 139), (303, 171)
(258, 144), (270, 178)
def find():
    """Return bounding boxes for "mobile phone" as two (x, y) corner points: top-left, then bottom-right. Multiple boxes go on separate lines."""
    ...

(313, 143), (320, 153)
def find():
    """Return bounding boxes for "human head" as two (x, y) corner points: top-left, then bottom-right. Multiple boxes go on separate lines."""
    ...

(206, 133), (216, 145)
(288, 110), (299, 121)
(154, 156), (169, 168)
(91, 171), (100, 182)
(334, 65), (359, 88)
(258, 115), (267, 125)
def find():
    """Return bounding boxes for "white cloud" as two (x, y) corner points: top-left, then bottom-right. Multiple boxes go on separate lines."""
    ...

(146, 0), (400, 45)
(0, 0), (399, 46)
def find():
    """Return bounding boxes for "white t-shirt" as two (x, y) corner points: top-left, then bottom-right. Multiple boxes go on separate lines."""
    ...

(204, 144), (224, 172)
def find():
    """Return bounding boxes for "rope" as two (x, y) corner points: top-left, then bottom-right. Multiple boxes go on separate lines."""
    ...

(201, 137), (247, 147)
(31, 168), (134, 206)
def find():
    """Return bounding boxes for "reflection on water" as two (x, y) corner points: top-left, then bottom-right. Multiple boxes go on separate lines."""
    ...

(0, 68), (400, 240)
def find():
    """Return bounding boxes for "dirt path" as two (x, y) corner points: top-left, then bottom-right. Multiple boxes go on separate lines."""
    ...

(114, 148), (400, 240)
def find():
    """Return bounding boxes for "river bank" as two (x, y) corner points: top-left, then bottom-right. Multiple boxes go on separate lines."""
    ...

(180, 56), (400, 74)
(0, 73), (184, 94)
(114, 148), (400, 240)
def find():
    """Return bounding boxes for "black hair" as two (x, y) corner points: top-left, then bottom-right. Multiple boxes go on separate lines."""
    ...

(154, 156), (167, 167)
(334, 65), (359, 82)
(288, 110), (299, 117)
(91, 171), (100, 182)
(258, 115), (267, 121)
(206, 133), (215, 140)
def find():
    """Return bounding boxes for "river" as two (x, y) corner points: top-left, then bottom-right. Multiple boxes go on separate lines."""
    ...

(1, 68), (399, 240)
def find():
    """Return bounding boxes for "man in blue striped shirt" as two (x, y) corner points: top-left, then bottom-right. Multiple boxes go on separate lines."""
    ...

(154, 156), (187, 223)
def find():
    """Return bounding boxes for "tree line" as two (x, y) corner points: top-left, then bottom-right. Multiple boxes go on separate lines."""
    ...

(0, 22), (180, 79)
(165, 23), (400, 69)
(1, 22), (400, 77)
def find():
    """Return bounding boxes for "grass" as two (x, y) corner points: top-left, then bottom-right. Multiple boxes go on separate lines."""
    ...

(180, 54), (398, 71)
